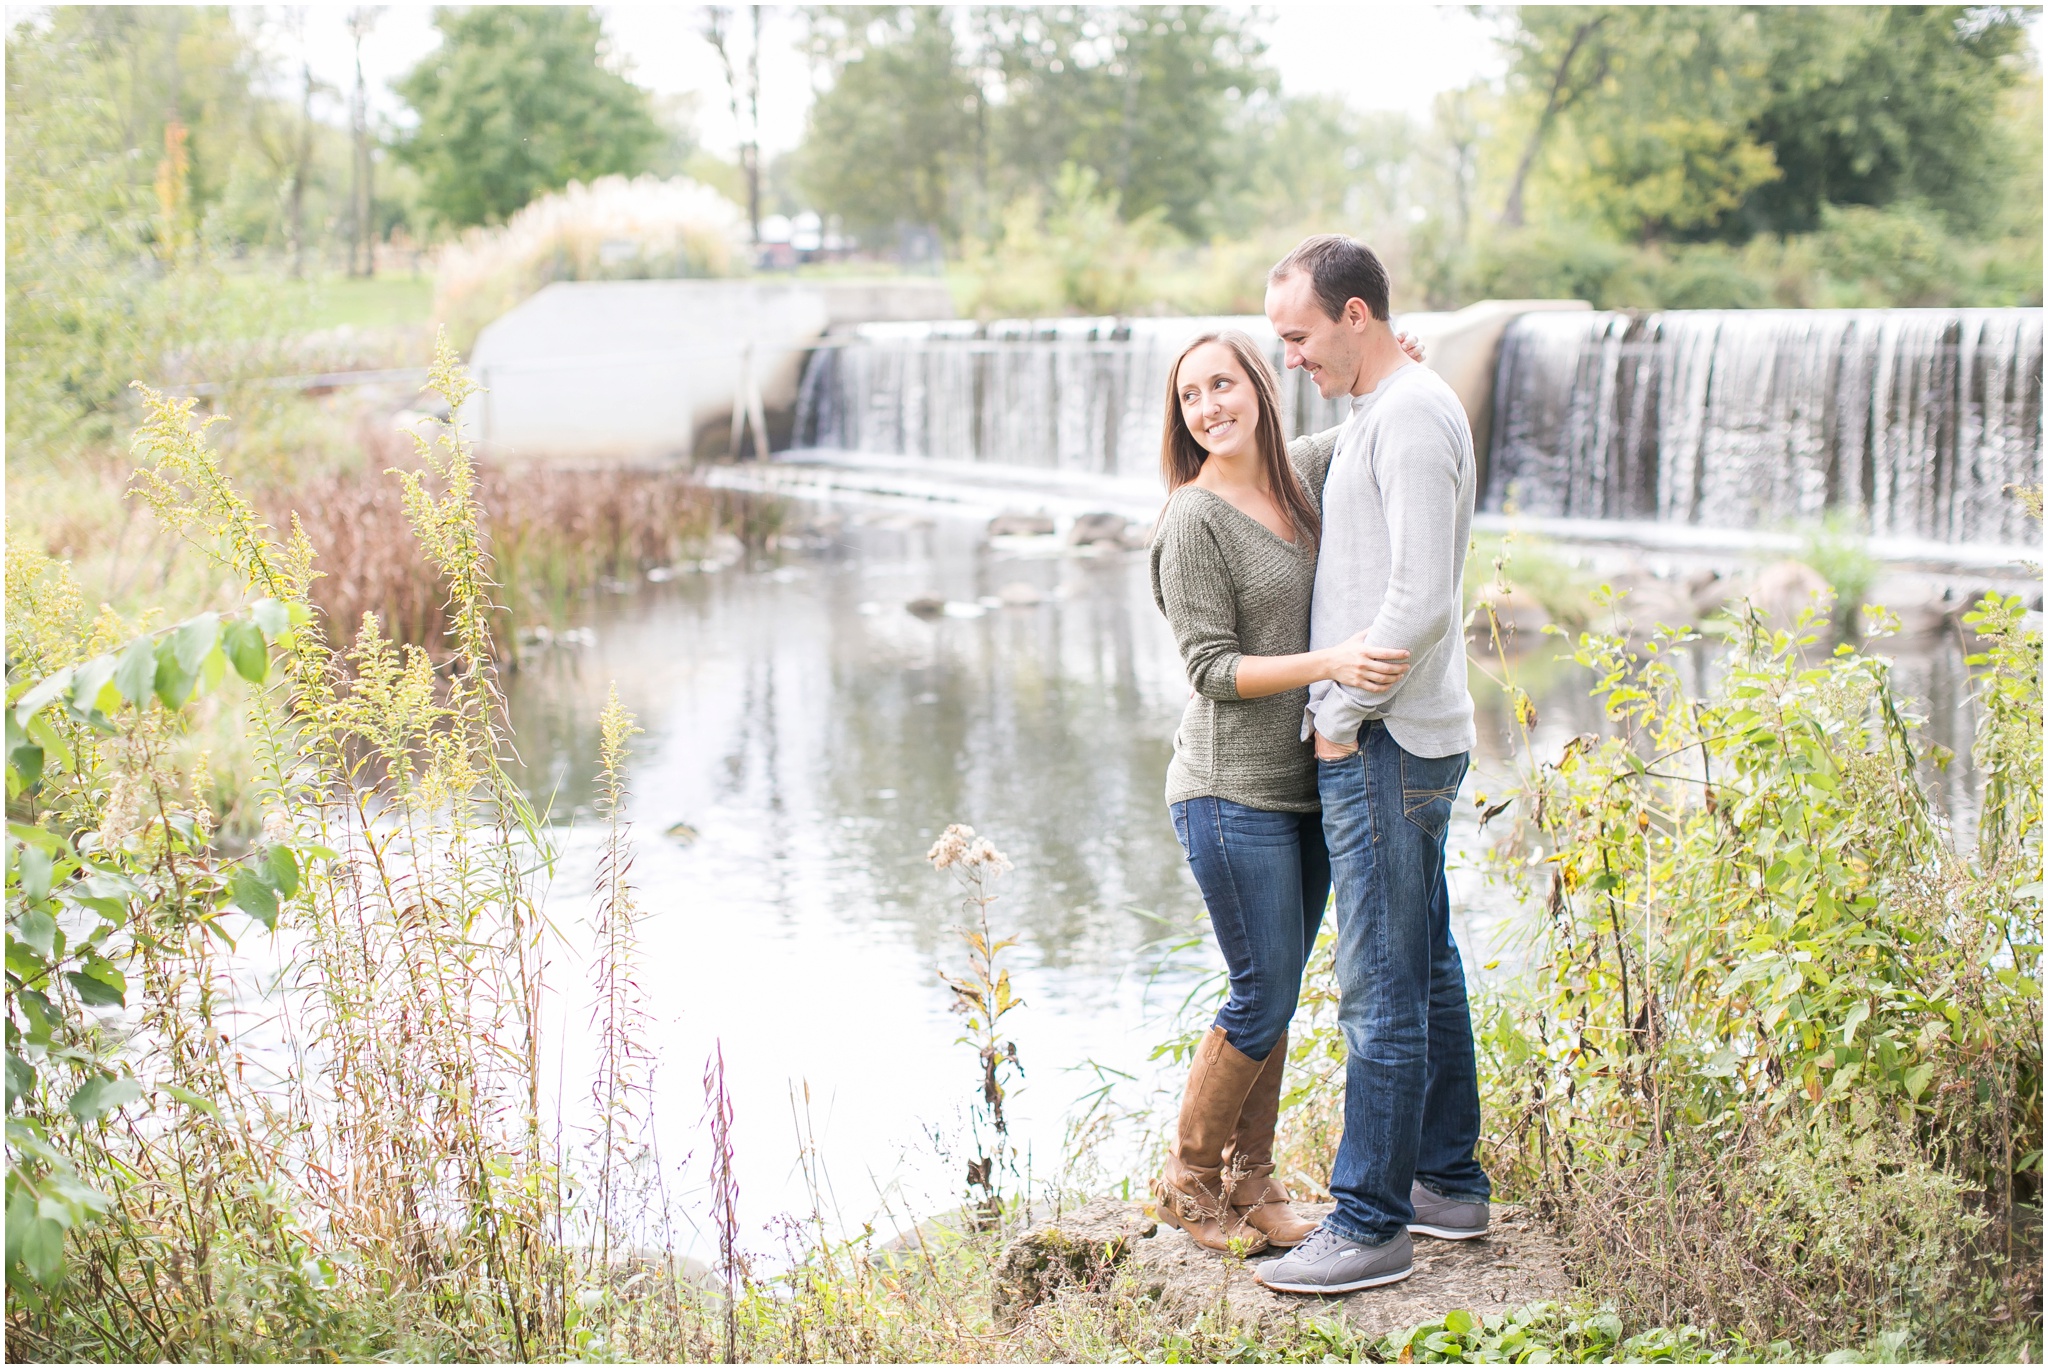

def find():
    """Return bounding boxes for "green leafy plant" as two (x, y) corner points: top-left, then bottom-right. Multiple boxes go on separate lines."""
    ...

(1472, 585), (2040, 1357)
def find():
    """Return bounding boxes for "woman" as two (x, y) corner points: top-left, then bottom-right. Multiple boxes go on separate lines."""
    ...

(1147, 329), (1415, 1254)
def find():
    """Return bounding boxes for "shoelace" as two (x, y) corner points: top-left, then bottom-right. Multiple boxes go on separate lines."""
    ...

(1285, 1224), (1349, 1263)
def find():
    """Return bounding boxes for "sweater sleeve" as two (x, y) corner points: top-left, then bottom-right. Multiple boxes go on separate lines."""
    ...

(1149, 505), (1243, 702)
(1311, 402), (1466, 742)
(1287, 426), (1343, 502)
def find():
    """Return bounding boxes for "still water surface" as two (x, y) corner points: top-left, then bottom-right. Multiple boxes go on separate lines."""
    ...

(504, 502), (1978, 1262)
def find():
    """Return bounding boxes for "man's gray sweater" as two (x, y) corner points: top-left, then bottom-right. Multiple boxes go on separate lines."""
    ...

(1304, 360), (1477, 758)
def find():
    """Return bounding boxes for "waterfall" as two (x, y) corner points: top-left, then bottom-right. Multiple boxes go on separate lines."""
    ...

(1486, 308), (2044, 546)
(793, 316), (1355, 481)
(793, 307), (2042, 547)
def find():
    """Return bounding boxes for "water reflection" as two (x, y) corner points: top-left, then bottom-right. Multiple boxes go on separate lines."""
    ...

(505, 501), (1979, 1254)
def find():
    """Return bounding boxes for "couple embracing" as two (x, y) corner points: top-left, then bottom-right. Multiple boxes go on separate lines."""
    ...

(1148, 235), (1486, 1295)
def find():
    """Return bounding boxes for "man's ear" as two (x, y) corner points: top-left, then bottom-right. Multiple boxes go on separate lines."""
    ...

(1345, 297), (1371, 330)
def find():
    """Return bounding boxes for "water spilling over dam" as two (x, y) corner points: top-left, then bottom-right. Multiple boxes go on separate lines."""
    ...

(794, 316), (1359, 481)
(790, 307), (2042, 549)
(1488, 309), (2043, 547)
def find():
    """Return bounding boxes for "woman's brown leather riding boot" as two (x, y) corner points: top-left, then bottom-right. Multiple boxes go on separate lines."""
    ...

(1151, 1025), (1269, 1254)
(1221, 1032), (1317, 1247)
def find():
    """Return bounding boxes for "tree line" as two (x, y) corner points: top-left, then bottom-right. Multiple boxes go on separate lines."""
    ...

(5, 5), (2039, 306)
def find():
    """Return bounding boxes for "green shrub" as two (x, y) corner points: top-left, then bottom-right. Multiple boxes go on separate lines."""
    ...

(1471, 589), (2041, 1359)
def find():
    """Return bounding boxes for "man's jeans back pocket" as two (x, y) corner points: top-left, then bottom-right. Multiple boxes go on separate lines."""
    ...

(1399, 749), (1467, 840)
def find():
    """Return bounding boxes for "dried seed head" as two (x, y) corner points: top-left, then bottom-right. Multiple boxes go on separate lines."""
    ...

(97, 773), (143, 848)
(262, 808), (293, 843)
(927, 823), (974, 870)
(965, 838), (1012, 873)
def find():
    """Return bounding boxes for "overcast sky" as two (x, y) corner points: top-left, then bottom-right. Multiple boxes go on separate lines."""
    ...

(286, 4), (1513, 158)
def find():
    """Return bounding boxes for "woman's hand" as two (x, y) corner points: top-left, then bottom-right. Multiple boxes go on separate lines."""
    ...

(1323, 632), (1410, 691)
(1396, 331), (1427, 364)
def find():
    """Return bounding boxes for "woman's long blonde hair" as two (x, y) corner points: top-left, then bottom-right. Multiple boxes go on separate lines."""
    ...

(1159, 329), (1320, 549)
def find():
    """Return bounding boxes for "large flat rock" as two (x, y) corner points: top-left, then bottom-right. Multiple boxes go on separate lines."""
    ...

(996, 1196), (1573, 1339)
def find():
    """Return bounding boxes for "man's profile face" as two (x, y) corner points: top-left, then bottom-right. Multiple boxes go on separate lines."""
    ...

(1265, 271), (1367, 400)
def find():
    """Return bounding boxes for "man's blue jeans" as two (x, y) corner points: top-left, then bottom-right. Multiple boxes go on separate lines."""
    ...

(1170, 797), (1330, 1063)
(1317, 721), (1489, 1243)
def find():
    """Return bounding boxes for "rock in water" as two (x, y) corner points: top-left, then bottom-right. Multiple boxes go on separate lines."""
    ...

(1750, 559), (1832, 632)
(1067, 512), (1130, 547)
(989, 511), (1057, 537)
(994, 1198), (1573, 1339)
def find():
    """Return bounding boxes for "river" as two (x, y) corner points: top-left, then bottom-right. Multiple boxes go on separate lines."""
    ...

(503, 496), (1982, 1266)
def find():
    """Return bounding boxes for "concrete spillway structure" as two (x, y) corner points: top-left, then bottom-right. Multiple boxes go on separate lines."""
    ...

(781, 303), (2042, 561)
(461, 278), (955, 461)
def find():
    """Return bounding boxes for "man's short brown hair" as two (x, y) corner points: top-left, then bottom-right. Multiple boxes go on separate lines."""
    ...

(1268, 235), (1391, 323)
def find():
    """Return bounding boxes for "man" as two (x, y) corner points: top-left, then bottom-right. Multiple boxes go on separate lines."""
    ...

(1254, 235), (1489, 1295)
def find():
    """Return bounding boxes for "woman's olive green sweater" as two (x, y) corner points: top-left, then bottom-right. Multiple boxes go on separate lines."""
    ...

(1149, 428), (1340, 813)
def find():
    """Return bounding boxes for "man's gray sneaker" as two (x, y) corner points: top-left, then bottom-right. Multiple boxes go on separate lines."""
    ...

(1253, 1225), (1412, 1294)
(1408, 1180), (1488, 1240)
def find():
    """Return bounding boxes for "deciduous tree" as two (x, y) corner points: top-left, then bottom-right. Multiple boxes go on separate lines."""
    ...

(393, 7), (664, 229)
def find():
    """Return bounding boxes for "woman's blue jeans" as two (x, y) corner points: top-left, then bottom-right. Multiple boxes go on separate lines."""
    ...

(1169, 797), (1330, 1064)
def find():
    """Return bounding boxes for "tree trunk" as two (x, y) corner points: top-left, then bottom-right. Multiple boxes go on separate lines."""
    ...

(287, 61), (313, 280)
(745, 6), (762, 244)
(1499, 17), (1606, 230)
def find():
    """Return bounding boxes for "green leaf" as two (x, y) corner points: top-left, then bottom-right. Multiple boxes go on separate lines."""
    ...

(152, 639), (198, 710)
(263, 844), (300, 899)
(11, 668), (73, 728)
(67, 1074), (142, 1121)
(113, 635), (157, 708)
(12, 908), (57, 960)
(230, 868), (279, 929)
(200, 644), (228, 695)
(169, 613), (220, 674)
(9, 825), (66, 854)
(23, 714), (71, 775)
(8, 744), (43, 793)
(251, 597), (292, 642)
(15, 990), (56, 1046)
(67, 655), (119, 719)
(21, 1214), (65, 1286)
(221, 619), (268, 683)
(1443, 1308), (1475, 1336)
(77, 869), (139, 895)
(158, 1082), (218, 1118)
(15, 845), (53, 903)
(6, 939), (48, 982)
(65, 963), (125, 1008)
(6, 1053), (37, 1107)
(1903, 1062), (1935, 1102)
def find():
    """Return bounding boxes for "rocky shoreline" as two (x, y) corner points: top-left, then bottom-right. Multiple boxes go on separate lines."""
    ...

(990, 1196), (1574, 1339)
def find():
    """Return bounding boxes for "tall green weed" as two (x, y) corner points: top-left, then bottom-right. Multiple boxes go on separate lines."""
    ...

(1470, 586), (2041, 1358)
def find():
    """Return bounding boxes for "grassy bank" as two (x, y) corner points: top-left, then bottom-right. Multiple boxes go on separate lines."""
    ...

(5, 346), (2039, 1359)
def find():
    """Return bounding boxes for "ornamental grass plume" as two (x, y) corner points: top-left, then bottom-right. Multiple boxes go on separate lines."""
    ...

(433, 174), (746, 349)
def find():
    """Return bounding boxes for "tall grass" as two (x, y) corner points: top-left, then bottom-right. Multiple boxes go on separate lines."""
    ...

(272, 434), (738, 662)
(8, 341), (573, 1357)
